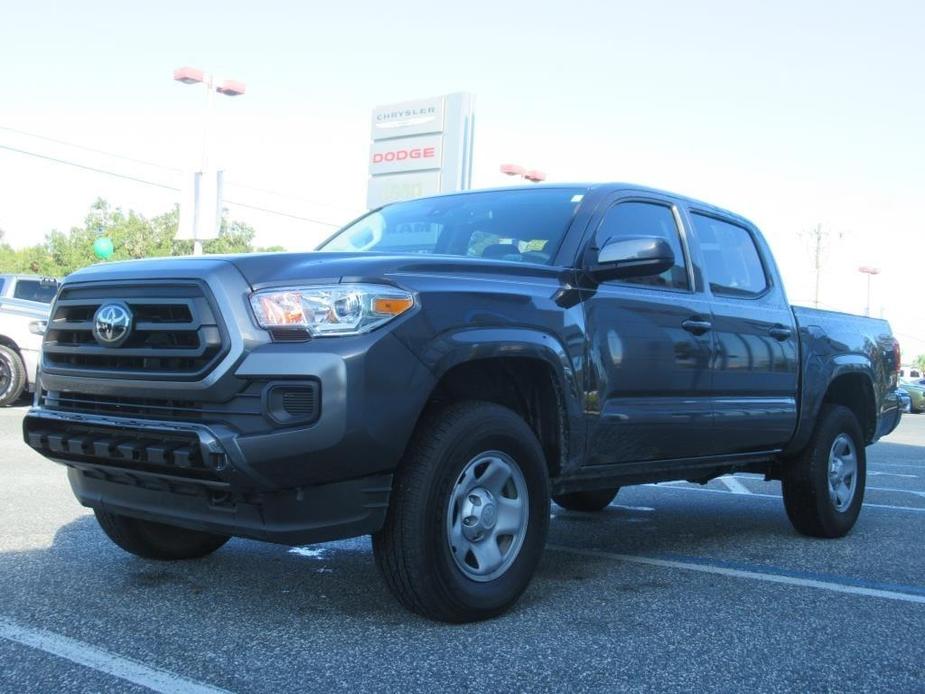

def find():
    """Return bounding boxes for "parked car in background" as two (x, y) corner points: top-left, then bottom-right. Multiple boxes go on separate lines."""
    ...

(900, 380), (925, 413)
(896, 387), (912, 413)
(0, 275), (58, 406)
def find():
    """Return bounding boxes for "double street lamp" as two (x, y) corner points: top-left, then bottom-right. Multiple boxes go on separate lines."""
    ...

(500, 163), (546, 183)
(173, 67), (246, 255)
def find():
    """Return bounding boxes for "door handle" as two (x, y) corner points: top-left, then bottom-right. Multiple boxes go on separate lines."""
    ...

(769, 326), (793, 341)
(681, 319), (712, 335)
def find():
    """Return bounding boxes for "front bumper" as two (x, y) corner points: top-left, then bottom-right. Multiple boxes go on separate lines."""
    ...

(24, 331), (435, 544)
(67, 465), (392, 545)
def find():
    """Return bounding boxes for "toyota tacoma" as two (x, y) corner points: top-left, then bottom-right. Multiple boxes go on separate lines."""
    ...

(24, 183), (902, 622)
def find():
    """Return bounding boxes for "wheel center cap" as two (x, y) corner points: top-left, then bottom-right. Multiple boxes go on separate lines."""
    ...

(481, 503), (497, 530)
(460, 488), (497, 541)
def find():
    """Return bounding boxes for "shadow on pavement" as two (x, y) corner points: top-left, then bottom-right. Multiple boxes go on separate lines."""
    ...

(3, 438), (922, 627)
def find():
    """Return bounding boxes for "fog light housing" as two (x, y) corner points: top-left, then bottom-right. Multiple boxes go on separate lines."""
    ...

(263, 381), (320, 425)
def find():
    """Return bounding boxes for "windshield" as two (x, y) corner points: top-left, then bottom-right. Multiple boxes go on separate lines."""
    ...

(319, 187), (587, 265)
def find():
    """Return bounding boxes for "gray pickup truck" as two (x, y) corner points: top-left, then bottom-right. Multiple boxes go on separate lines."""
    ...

(0, 275), (57, 406)
(24, 184), (901, 622)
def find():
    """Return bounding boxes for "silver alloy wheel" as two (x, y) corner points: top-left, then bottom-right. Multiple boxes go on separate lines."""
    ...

(446, 451), (529, 582)
(828, 433), (858, 512)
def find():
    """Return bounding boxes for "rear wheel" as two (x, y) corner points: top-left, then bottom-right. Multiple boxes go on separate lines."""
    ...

(373, 401), (549, 622)
(94, 510), (230, 560)
(0, 345), (26, 407)
(782, 404), (866, 538)
(553, 488), (620, 512)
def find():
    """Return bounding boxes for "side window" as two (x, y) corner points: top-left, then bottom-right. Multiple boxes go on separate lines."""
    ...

(13, 280), (39, 301)
(13, 280), (57, 303)
(690, 213), (768, 297)
(594, 202), (689, 290)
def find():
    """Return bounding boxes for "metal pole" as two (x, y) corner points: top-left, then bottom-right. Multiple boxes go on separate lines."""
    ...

(193, 75), (215, 257)
(813, 224), (822, 308)
(865, 273), (871, 317)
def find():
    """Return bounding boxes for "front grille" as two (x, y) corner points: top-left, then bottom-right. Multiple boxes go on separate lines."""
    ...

(41, 390), (207, 420)
(43, 282), (228, 380)
(38, 389), (264, 427)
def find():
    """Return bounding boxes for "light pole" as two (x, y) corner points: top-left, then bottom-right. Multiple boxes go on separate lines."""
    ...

(500, 163), (546, 183)
(858, 265), (880, 317)
(173, 67), (246, 255)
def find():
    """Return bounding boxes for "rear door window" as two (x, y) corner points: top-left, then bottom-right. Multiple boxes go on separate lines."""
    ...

(690, 213), (768, 297)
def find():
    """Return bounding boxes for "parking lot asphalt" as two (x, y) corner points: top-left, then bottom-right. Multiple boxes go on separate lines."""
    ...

(1, 405), (923, 693)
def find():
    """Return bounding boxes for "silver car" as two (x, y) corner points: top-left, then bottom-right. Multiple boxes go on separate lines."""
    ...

(0, 275), (57, 405)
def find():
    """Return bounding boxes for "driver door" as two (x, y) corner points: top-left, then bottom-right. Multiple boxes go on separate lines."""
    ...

(582, 197), (715, 465)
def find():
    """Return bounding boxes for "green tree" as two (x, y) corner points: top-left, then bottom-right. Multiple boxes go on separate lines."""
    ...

(0, 199), (285, 277)
(913, 354), (925, 371)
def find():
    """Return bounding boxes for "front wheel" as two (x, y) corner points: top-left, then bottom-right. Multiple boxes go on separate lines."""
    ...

(0, 345), (26, 407)
(782, 404), (866, 538)
(373, 401), (549, 622)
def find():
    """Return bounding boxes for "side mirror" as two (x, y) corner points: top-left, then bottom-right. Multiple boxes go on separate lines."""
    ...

(590, 236), (675, 282)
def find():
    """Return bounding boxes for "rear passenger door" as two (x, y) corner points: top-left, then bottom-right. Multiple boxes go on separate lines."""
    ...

(582, 197), (715, 465)
(686, 210), (799, 453)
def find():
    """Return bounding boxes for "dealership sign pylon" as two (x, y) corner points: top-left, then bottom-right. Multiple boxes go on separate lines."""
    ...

(367, 92), (475, 209)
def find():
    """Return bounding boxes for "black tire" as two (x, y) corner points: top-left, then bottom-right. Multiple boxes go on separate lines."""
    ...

(0, 345), (26, 407)
(782, 404), (866, 538)
(373, 401), (550, 623)
(553, 487), (620, 512)
(94, 510), (230, 560)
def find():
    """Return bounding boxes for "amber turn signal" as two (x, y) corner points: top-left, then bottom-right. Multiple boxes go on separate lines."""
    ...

(372, 296), (414, 316)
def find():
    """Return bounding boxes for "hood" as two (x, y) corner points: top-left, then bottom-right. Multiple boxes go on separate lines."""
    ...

(63, 256), (237, 284)
(226, 251), (564, 288)
(61, 251), (564, 290)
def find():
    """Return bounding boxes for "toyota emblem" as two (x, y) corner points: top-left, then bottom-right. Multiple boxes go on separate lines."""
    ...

(92, 303), (133, 347)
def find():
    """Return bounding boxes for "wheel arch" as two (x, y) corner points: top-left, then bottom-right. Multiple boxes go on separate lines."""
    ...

(0, 334), (22, 353)
(822, 371), (877, 444)
(414, 328), (584, 478)
(787, 356), (878, 457)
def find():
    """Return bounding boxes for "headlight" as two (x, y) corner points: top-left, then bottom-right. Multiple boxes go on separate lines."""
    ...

(29, 320), (47, 335)
(249, 283), (415, 336)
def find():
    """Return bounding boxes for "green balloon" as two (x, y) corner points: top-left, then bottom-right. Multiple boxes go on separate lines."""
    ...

(93, 237), (114, 259)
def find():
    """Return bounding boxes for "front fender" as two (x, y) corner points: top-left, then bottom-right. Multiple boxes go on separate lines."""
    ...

(416, 326), (586, 470)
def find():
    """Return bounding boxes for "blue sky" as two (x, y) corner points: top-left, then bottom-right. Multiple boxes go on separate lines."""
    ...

(2, 0), (924, 349)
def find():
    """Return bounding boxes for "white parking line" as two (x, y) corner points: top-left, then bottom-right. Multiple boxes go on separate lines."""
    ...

(734, 474), (925, 497)
(547, 545), (925, 605)
(866, 486), (925, 498)
(610, 504), (656, 512)
(869, 462), (925, 471)
(0, 617), (229, 694)
(718, 475), (752, 494)
(643, 483), (925, 513)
